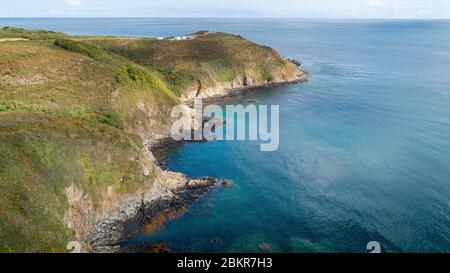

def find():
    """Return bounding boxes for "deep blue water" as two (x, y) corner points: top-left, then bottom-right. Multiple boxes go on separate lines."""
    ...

(2, 18), (449, 253)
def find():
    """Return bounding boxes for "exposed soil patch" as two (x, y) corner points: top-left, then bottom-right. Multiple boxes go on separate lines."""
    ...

(1, 74), (46, 86)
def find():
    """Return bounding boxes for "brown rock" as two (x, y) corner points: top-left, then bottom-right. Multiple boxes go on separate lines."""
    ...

(258, 243), (272, 252)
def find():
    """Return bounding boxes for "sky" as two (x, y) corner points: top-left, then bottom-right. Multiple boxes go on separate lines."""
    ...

(0, 0), (449, 19)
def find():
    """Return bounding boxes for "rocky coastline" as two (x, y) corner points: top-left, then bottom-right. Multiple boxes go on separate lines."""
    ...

(87, 175), (222, 253)
(81, 64), (307, 253)
(183, 61), (308, 103)
(0, 27), (307, 252)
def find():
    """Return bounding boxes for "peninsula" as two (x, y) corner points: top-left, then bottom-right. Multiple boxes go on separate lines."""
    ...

(0, 27), (306, 252)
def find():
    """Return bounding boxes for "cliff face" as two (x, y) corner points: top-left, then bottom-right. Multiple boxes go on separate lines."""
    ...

(0, 27), (306, 252)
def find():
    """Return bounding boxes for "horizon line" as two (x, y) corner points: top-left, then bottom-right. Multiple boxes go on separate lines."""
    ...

(1, 17), (450, 20)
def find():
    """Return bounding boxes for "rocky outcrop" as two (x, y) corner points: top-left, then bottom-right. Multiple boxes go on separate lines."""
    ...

(182, 61), (307, 101)
(64, 162), (221, 252)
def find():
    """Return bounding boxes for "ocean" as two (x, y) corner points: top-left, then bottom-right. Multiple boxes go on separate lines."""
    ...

(2, 18), (449, 252)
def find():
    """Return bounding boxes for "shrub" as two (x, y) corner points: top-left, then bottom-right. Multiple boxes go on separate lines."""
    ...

(54, 39), (113, 63)
(94, 107), (124, 129)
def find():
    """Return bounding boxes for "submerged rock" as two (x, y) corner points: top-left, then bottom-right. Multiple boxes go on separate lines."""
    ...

(221, 180), (232, 187)
(258, 243), (273, 252)
(210, 236), (223, 247)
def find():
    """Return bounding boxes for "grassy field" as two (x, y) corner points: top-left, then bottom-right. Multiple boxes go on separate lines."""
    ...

(0, 27), (302, 252)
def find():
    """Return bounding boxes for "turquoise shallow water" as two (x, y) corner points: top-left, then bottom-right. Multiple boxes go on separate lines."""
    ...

(2, 18), (449, 252)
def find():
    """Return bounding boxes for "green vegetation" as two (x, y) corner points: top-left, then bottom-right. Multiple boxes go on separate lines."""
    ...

(0, 26), (67, 40)
(0, 30), (172, 252)
(0, 113), (153, 252)
(0, 27), (301, 252)
(54, 38), (116, 64)
(88, 32), (297, 96)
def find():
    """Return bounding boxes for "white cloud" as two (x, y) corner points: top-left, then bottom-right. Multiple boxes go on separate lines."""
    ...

(66, 0), (81, 7)
(366, 0), (383, 7)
